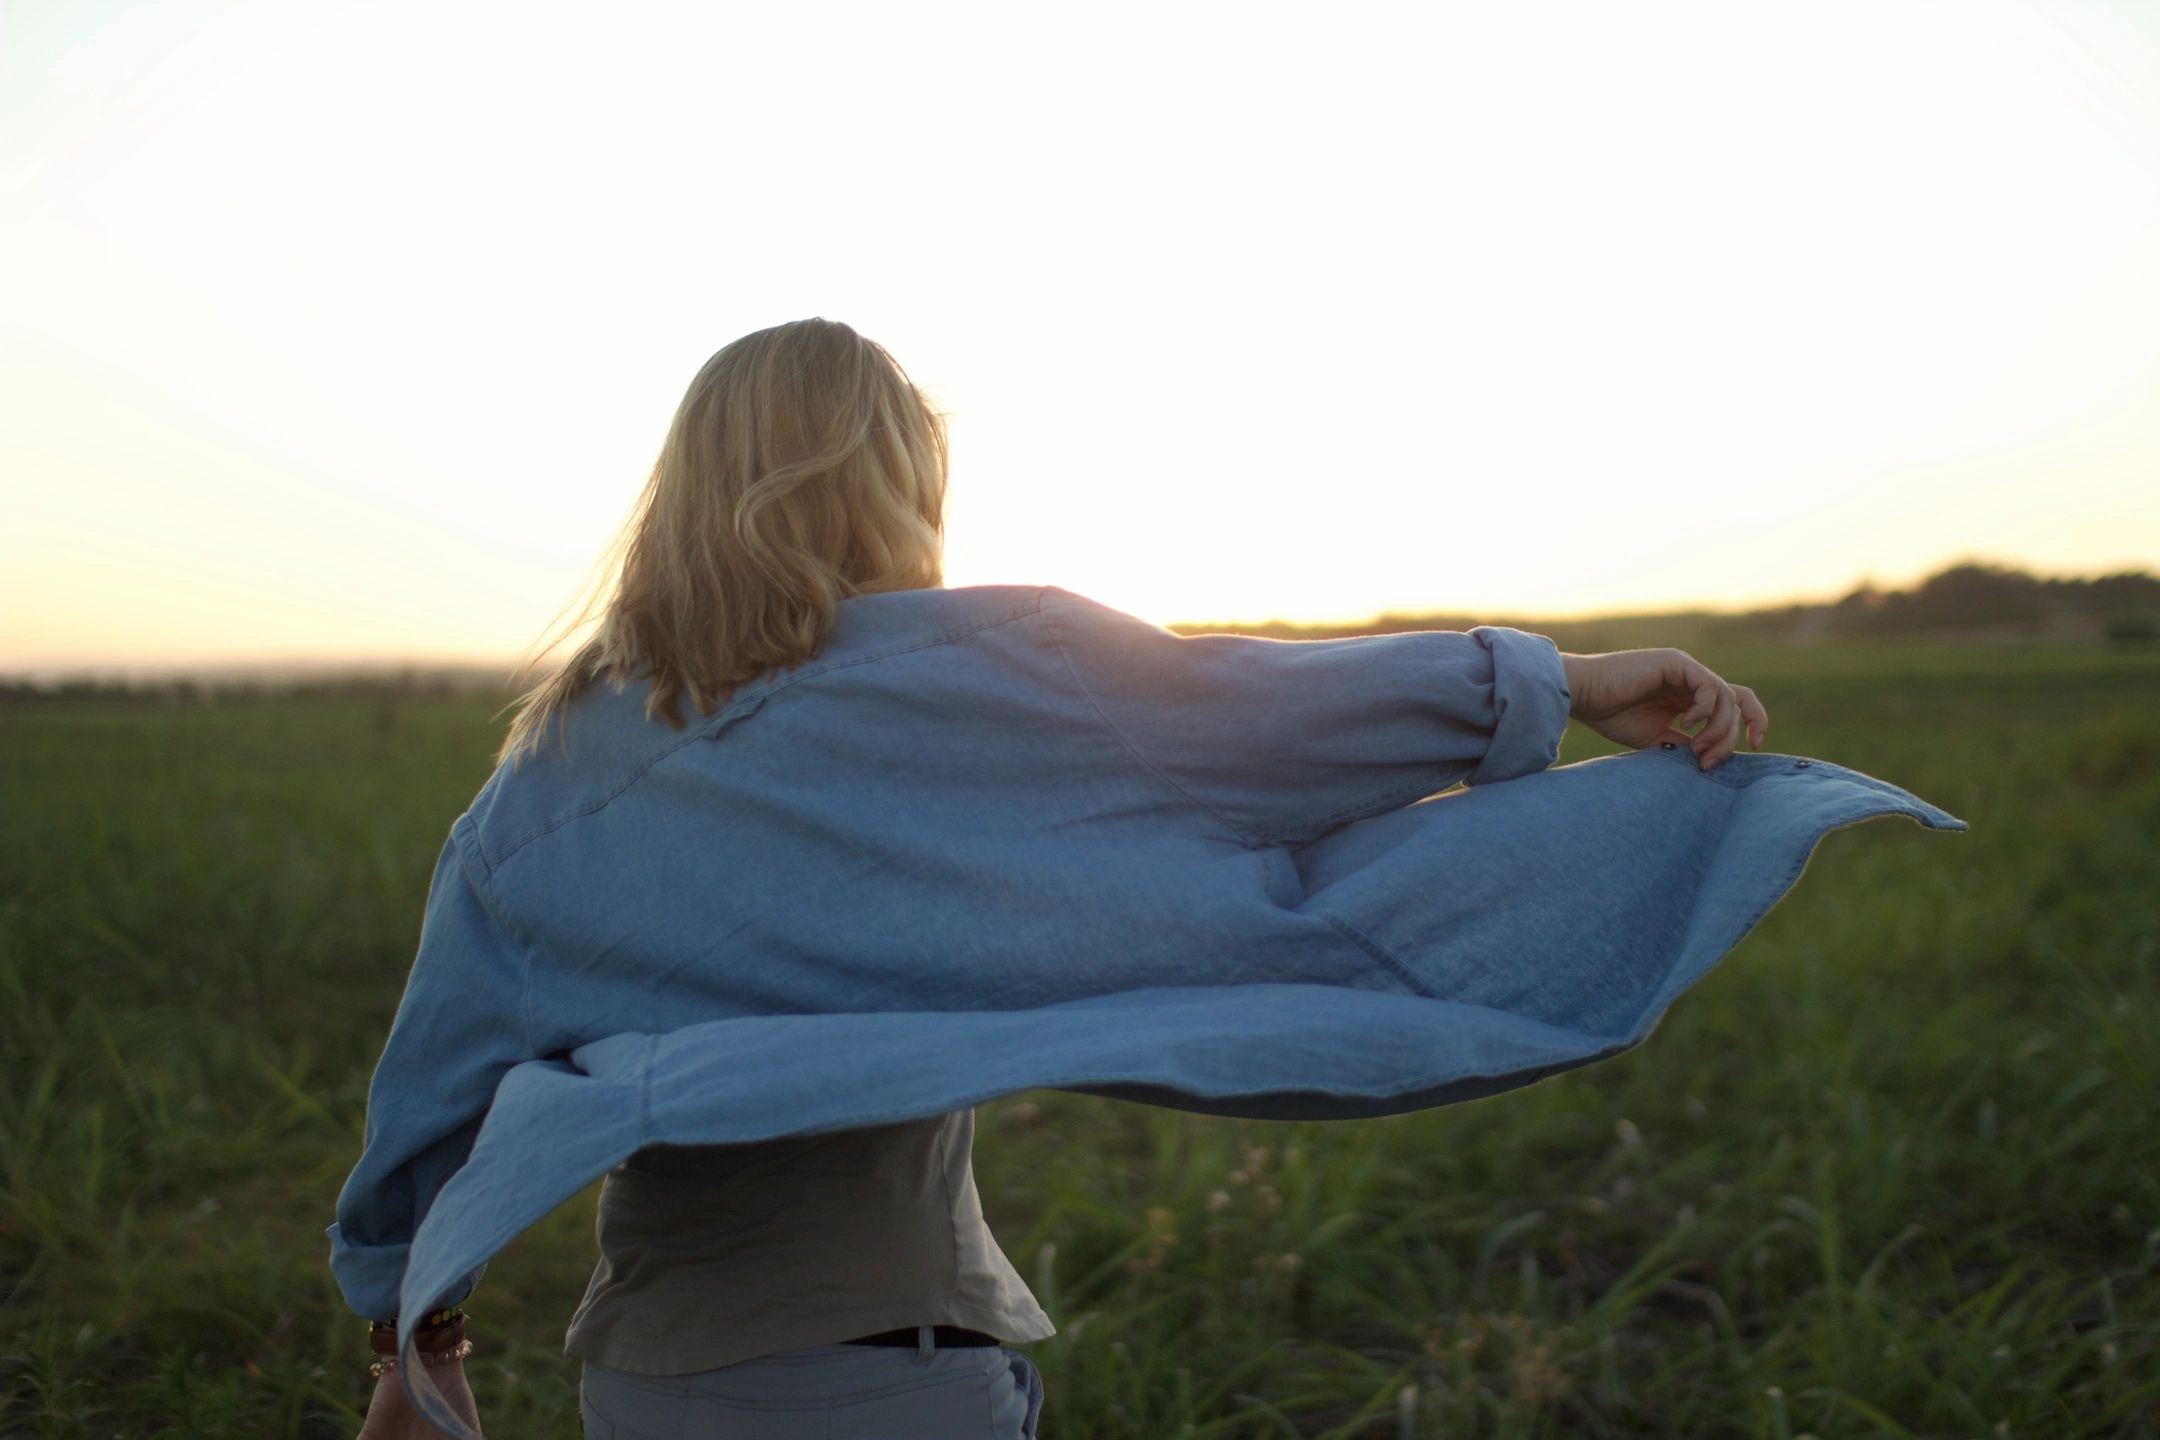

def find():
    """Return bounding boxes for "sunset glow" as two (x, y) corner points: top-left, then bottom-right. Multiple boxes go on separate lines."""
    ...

(5, 0), (2158, 672)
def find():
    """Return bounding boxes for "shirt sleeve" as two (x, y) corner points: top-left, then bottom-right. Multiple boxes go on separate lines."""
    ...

(1040, 585), (1572, 847)
(324, 818), (533, 1321)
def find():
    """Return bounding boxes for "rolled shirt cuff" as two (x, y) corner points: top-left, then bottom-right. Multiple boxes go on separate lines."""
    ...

(1462, 626), (1571, 787)
(326, 1222), (482, 1323)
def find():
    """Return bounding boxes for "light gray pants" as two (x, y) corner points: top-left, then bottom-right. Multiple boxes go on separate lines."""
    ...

(579, 1327), (1045, 1439)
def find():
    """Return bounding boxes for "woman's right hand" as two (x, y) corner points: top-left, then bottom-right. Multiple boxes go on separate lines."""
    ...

(356, 1363), (483, 1440)
(1558, 649), (1768, 770)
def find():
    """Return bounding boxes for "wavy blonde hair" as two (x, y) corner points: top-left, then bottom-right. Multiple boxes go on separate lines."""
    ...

(497, 318), (948, 768)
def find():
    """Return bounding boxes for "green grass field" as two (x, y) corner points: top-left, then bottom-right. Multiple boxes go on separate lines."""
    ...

(3, 641), (2156, 1438)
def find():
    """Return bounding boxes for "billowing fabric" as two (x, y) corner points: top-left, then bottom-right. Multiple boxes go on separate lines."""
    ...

(323, 584), (1966, 1436)
(562, 1108), (1056, 1374)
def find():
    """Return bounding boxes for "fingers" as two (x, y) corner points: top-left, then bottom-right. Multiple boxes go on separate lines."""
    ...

(1692, 679), (1772, 769)
(1666, 653), (1761, 770)
(1628, 651), (1770, 769)
(1671, 653), (1715, 731)
(1692, 680), (1741, 769)
(1735, 684), (1769, 750)
(1678, 678), (1719, 732)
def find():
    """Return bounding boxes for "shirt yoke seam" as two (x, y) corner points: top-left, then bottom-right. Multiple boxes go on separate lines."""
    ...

(746, 596), (1044, 710)
(486, 595), (1046, 870)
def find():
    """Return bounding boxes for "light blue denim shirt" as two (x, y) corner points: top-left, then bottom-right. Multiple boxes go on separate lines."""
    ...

(325, 584), (1965, 1435)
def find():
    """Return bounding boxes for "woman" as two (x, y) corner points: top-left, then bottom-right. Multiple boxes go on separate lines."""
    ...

(332, 318), (1962, 1439)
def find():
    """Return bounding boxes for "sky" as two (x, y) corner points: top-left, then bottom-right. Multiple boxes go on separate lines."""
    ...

(4, 0), (2158, 673)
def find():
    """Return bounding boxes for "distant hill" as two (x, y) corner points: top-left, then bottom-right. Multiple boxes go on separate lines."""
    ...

(4, 561), (2155, 702)
(1169, 561), (2160, 651)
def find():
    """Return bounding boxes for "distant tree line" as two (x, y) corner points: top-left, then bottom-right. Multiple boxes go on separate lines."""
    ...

(1814, 562), (2159, 640)
(1174, 561), (2160, 649)
(3, 561), (2154, 704)
(0, 666), (519, 706)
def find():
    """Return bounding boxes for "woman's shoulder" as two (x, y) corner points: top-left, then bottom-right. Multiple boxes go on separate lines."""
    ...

(460, 585), (1064, 873)
(823, 583), (1047, 648)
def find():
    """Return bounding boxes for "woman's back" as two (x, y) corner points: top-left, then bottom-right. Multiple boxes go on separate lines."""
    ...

(459, 581), (1572, 1062)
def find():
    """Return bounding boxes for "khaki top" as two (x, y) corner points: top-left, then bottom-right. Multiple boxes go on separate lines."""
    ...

(561, 1107), (1056, 1375)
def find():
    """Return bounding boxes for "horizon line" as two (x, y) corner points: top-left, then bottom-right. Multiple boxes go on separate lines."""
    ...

(8, 554), (2153, 685)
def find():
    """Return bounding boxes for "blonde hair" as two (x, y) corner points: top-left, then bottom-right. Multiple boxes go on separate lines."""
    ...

(497, 318), (948, 768)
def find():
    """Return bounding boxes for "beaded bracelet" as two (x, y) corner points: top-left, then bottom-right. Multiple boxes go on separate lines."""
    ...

(369, 1305), (463, 1339)
(366, 1306), (473, 1378)
(369, 1337), (474, 1378)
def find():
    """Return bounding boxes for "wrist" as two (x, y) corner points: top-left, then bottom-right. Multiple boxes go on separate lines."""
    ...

(367, 1306), (472, 1377)
(1558, 654), (1586, 718)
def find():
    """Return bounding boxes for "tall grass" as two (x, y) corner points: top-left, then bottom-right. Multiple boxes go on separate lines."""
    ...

(2, 646), (2155, 1437)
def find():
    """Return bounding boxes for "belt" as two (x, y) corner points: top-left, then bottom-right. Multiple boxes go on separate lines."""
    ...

(841, 1324), (1001, 1348)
